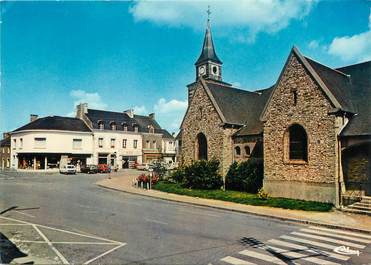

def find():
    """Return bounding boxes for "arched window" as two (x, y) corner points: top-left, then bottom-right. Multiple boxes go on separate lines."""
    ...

(110, 122), (116, 131)
(289, 124), (308, 161)
(98, 121), (104, 130)
(235, 146), (241, 156)
(244, 145), (251, 156)
(196, 133), (208, 160)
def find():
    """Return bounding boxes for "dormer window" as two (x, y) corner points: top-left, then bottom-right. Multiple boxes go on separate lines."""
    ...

(133, 124), (139, 133)
(148, 125), (154, 134)
(110, 122), (116, 131)
(122, 123), (128, 132)
(98, 121), (104, 130)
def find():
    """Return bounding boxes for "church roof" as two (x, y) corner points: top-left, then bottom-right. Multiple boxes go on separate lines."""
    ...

(0, 137), (10, 147)
(204, 80), (273, 135)
(336, 61), (371, 136)
(195, 21), (222, 65)
(13, 116), (92, 133)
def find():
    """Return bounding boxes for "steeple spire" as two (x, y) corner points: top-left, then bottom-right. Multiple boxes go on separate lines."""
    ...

(195, 6), (222, 66)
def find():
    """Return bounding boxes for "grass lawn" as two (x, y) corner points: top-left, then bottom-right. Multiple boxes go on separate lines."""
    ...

(153, 181), (333, 212)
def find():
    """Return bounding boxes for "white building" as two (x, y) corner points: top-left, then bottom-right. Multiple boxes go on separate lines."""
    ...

(10, 115), (93, 170)
(8, 105), (175, 171)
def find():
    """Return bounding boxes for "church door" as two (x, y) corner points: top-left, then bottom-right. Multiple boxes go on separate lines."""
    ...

(197, 133), (208, 160)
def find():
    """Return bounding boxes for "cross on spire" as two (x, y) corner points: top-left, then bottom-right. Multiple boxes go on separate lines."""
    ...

(207, 5), (211, 22)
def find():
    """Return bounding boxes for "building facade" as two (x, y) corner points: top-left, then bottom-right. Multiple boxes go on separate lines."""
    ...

(0, 133), (11, 169)
(179, 20), (371, 205)
(10, 116), (93, 170)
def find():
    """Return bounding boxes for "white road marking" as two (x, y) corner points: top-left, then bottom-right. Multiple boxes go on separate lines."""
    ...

(239, 249), (293, 265)
(221, 256), (257, 265)
(12, 240), (119, 245)
(0, 223), (30, 226)
(308, 226), (371, 240)
(13, 210), (35, 218)
(145, 218), (168, 225)
(32, 224), (70, 264)
(83, 243), (126, 264)
(0, 215), (122, 244)
(265, 245), (340, 265)
(280, 235), (338, 250)
(268, 239), (349, 261)
(300, 228), (371, 244)
(291, 232), (365, 249)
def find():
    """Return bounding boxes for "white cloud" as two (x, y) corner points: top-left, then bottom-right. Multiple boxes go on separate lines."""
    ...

(70, 89), (107, 110)
(308, 40), (319, 49)
(153, 98), (187, 133)
(129, 0), (315, 41)
(154, 98), (187, 113)
(67, 89), (107, 117)
(133, 105), (148, 115)
(328, 8), (371, 62)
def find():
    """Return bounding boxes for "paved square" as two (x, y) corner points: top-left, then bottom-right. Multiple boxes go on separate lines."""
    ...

(0, 216), (126, 264)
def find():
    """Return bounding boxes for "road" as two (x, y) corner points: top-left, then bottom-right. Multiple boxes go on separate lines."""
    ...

(0, 170), (370, 265)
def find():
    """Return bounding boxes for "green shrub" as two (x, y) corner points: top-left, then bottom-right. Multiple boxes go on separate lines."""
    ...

(170, 166), (187, 183)
(226, 158), (263, 193)
(183, 159), (223, 190)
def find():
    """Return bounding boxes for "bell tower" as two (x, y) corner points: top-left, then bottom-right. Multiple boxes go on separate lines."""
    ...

(195, 7), (222, 81)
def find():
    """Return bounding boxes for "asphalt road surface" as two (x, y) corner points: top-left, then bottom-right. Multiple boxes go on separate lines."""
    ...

(0, 170), (370, 265)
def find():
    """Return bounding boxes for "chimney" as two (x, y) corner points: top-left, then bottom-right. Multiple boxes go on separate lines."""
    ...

(30, 114), (38, 122)
(149, 113), (155, 120)
(2, 132), (10, 139)
(76, 103), (88, 119)
(124, 109), (134, 118)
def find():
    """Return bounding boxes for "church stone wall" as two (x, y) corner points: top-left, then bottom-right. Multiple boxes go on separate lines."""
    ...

(181, 81), (235, 174)
(263, 54), (338, 203)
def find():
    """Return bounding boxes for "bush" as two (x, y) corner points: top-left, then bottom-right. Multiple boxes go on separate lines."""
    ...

(152, 162), (167, 180)
(182, 159), (223, 190)
(170, 166), (187, 183)
(226, 158), (263, 193)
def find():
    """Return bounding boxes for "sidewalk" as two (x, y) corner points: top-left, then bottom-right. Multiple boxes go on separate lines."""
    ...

(96, 172), (371, 234)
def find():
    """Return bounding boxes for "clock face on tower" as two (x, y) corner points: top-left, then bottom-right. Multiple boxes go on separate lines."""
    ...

(198, 66), (206, 76)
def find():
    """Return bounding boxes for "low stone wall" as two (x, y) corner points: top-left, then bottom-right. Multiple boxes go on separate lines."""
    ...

(263, 179), (336, 203)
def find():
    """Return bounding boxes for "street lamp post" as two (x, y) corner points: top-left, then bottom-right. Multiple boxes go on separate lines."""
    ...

(148, 168), (153, 190)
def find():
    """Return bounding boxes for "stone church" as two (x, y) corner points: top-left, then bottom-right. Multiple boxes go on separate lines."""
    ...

(178, 20), (370, 206)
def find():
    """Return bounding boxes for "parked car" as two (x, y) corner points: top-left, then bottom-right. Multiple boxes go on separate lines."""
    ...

(98, 164), (111, 173)
(81, 164), (98, 174)
(60, 164), (77, 174)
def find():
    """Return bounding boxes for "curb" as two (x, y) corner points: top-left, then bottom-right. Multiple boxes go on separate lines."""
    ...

(97, 183), (371, 235)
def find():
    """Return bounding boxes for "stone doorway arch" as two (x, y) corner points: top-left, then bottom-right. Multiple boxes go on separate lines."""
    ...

(196, 133), (208, 160)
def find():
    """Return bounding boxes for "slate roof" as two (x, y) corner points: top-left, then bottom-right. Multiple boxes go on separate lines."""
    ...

(195, 22), (222, 65)
(204, 80), (273, 135)
(336, 61), (371, 136)
(305, 57), (356, 113)
(13, 116), (91, 133)
(0, 137), (10, 147)
(85, 109), (172, 137)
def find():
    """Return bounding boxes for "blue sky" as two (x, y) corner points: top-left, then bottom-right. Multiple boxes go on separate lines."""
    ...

(1, 0), (370, 135)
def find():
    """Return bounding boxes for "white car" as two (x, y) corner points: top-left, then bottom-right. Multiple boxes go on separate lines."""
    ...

(136, 163), (150, 171)
(60, 164), (77, 174)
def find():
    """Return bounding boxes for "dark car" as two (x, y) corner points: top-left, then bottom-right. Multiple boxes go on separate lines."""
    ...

(81, 164), (98, 174)
(98, 164), (111, 173)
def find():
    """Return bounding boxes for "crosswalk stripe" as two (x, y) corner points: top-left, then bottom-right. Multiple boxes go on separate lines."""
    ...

(268, 239), (350, 261)
(239, 249), (295, 265)
(265, 245), (341, 265)
(281, 235), (338, 250)
(221, 256), (257, 265)
(308, 226), (371, 240)
(300, 228), (371, 244)
(291, 232), (365, 249)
